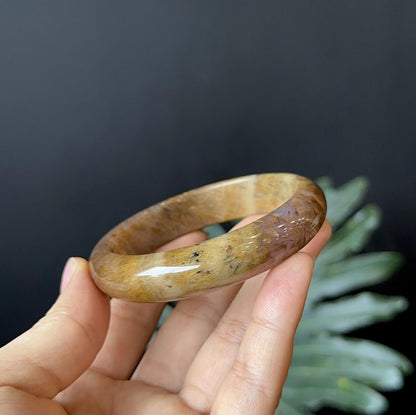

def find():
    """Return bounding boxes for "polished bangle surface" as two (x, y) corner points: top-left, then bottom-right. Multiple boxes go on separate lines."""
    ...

(89, 173), (326, 302)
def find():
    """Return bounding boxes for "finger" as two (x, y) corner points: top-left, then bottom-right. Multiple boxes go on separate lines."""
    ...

(300, 219), (332, 259)
(212, 252), (315, 414)
(0, 258), (109, 399)
(179, 271), (266, 409)
(180, 220), (331, 411)
(0, 386), (67, 415)
(132, 283), (243, 390)
(91, 230), (208, 380)
(133, 216), (263, 391)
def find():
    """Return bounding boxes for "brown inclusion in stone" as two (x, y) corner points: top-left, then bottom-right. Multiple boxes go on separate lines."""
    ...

(89, 173), (326, 302)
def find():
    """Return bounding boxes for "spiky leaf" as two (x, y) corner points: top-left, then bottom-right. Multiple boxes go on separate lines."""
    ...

(281, 377), (388, 415)
(298, 292), (408, 335)
(308, 252), (404, 302)
(316, 176), (369, 229)
(287, 355), (404, 391)
(204, 223), (227, 239)
(277, 399), (314, 415)
(292, 335), (413, 377)
(151, 176), (411, 415)
(315, 204), (382, 267)
(277, 177), (412, 414)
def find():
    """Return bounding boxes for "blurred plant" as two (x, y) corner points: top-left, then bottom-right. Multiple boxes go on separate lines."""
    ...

(156, 177), (413, 414)
(275, 177), (413, 415)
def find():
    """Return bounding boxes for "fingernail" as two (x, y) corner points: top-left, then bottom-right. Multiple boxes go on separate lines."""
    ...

(60, 257), (77, 293)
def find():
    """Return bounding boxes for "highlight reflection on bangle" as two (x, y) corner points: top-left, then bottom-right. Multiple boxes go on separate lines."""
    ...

(89, 173), (327, 302)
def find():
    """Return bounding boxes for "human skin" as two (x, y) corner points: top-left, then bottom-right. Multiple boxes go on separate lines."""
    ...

(0, 217), (331, 415)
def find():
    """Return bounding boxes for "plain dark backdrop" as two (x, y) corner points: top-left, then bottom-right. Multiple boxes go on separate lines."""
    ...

(1, 1), (415, 413)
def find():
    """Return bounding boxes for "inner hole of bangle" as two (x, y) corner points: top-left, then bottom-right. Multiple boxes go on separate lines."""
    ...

(105, 175), (297, 255)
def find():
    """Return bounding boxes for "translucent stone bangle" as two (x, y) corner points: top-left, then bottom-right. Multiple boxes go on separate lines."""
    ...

(89, 173), (326, 302)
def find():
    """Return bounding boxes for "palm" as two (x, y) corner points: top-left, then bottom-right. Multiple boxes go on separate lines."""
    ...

(0, 219), (331, 415)
(57, 270), (281, 414)
(57, 367), (202, 414)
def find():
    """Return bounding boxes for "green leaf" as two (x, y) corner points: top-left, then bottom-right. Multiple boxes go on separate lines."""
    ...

(318, 176), (369, 229)
(148, 304), (174, 346)
(280, 177), (412, 414)
(315, 176), (333, 192)
(203, 223), (226, 239)
(298, 292), (408, 334)
(282, 377), (388, 414)
(156, 303), (174, 329)
(315, 204), (382, 267)
(308, 252), (404, 302)
(275, 399), (314, 415)
(292, 335), (414, 376)
(287, 357), (404, 391)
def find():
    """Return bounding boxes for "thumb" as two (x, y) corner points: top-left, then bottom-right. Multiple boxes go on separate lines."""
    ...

(0, 257), (110, 399)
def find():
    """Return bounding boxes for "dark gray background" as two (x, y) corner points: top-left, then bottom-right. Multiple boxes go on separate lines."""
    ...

(1, 1), (415, 413)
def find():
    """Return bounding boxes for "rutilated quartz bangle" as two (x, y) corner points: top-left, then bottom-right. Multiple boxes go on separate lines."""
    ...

(89, 173), (326, 302)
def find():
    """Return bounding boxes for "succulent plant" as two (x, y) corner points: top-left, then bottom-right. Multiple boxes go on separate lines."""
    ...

(276, 177), (413, 414)
(156, 176), (413, 414)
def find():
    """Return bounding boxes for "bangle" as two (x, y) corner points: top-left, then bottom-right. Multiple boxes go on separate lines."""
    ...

(89, 173), (326, 302)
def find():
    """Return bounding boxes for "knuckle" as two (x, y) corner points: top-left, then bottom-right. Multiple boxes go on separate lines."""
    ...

(175, 296), (222, 328)
(215, 317), (248, 346)
(250, 313), (282, 334)
(231, 357), (273, 398)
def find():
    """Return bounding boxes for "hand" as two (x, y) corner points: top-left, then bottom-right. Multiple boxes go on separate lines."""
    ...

(0, 218), (331, 415)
